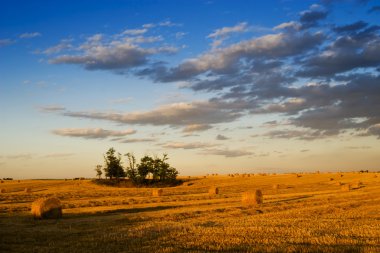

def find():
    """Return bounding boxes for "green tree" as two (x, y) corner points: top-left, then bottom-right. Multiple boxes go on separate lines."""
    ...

(103, 148), (125, 179)
(95, 165), (102, 179)
(135, 153), (178, 183)
(125, 152), (138, 182)
(137, 155), (154, 183)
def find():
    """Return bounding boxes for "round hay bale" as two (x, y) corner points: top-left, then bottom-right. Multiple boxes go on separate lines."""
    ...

(351, 181), (362, 189)
(31, 197), (62, 219)
(329, 178), (334, 181)
(24, 187), (32, 193)
(209, 186), (219, 195)
(18, 180), (20, 183)
(1, 180), (3, 184)
(272, 184), (279, 190)
(152, 188), (163, 197)
(374, 174), (378, 178)
(0, 188), (6, 193)
(296, 174), (301, 178)
(242, 190), (263, 207)
(336, 182), (343, 186)
(341, 184), (351, 191)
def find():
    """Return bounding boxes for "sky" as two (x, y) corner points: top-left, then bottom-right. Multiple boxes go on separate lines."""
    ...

(1, 0), (380, 179)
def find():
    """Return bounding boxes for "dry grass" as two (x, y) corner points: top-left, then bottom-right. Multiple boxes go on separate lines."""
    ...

(0, 172), (379, 252)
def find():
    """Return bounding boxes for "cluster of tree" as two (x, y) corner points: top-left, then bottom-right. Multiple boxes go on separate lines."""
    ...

(95, 148), (178, 184)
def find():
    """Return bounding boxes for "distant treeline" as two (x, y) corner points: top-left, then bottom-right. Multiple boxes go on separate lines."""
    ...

(94, 148), (179, 186)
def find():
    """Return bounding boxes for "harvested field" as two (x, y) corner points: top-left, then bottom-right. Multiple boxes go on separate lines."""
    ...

(0, 172), (379, 252)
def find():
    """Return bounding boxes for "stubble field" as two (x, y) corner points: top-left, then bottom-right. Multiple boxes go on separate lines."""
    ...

(0, 172), (379, 252)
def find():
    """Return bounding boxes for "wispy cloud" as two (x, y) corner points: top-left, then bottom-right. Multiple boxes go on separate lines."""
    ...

(122, 28), (148, 35)
(216, 134), (229, 140)
(208, 22), (248, 48)
(41, 39), (72, 54)
(43, 153), (75, 158)
(119, 138), (156, 143)
(0, 39), (14, 47)
(19, 32), (41, 39)
(6, 153), (34, 160)
(182, 124), (212, 133)
(200, 148), (253, 157)
(163, 142), (217, 149)
(52, 128), (136, 139)
(39, 105), (66, 112)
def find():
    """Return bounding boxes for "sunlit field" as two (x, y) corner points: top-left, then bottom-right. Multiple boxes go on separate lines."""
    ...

(1, 172), (379, 252)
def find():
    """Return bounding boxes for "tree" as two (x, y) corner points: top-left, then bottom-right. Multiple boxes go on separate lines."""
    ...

(132, 153), (178, 184)
(137, 155), (154, 183)
(125, 152), (138, 182)
(103, 148), (125, 179)
(95, 165), (102, 179)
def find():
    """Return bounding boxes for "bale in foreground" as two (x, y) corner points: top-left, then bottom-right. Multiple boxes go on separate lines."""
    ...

(31, 197), (62, 219)
(341, 184), (351, 192)
(242, 190), (263, 207)
(209, 186), (219, 195)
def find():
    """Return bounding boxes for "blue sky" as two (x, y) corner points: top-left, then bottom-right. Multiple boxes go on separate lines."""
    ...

(1, 0), (380, 179)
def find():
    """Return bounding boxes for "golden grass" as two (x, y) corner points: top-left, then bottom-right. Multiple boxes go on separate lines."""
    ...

(0, 172), (379, 252)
